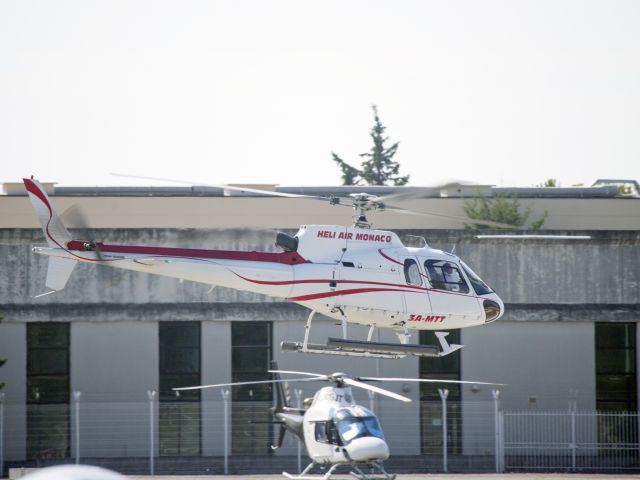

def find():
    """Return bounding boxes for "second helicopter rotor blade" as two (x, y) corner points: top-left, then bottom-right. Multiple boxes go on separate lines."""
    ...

(358, 377), (505, 387)
(342, 377), (411, 403)
(268, 369), (328, 378)
(173, 376), (325, 391)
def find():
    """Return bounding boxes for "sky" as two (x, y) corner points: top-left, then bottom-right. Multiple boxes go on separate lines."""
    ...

(1, 0), (639, 188)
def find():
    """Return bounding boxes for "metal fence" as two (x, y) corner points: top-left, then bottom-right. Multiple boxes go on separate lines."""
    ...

(1, 392), (639, 475)
(500, 410), (640, 472)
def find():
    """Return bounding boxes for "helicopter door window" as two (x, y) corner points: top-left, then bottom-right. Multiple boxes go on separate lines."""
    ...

(315, 422), (328, 443)
(424, 260), (469, 294)
(403, 259), (422, 286)
(315, 421), (342, 445)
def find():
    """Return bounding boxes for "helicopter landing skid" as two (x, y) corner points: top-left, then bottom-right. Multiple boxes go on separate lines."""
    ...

(282, 461), (395, 480)
(281, 338), (439, 359)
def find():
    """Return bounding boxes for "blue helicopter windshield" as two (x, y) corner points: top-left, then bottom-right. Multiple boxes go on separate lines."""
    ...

(337, 416), (384, 444)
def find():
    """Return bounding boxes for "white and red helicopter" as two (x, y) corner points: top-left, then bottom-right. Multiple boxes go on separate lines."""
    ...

(175, 362), (502, 480)
(23, 176), (505, 358)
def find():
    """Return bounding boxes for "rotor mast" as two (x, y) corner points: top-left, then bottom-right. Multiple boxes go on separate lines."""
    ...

(330, 193), (385, 229)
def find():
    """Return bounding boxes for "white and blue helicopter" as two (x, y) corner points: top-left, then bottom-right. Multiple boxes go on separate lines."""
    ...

(175, 362), (502, 480)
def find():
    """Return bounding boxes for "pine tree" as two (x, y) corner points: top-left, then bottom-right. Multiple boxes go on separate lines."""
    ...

(333, 105), (409, 186)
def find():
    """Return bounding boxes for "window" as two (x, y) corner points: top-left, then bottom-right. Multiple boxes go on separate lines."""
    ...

(424, 260), (469, 294)
(335, 410), (384, 445)
(315, 421), (342, 445)
(403, 259), (422, 286)
(27, 323), (70, 459)
(460, 261), (493, 295)
(419, 329), (461, 455)
(231, 321), (273, 454)
(159, 322), (201, 456)
(595, 323), (637, 411)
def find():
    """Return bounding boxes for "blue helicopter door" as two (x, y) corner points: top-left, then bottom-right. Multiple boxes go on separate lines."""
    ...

(400, 257), (432, 316)
(421, 258), (482, 322)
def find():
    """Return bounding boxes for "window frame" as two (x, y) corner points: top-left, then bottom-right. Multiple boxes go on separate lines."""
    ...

(424, 259), (470, 294)
(403, 258), (423, 286)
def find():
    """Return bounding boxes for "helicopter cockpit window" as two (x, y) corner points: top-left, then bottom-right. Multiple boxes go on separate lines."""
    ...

(424, 260), (469, 294)
(336, 416), (384, 445)
(403, 259), (422, 286)
(460, 261), (494, 295)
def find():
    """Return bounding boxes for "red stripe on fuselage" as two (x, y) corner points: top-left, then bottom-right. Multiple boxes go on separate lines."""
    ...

(288, 287), (418, 302)
(378, 249), (404, 266)
(66, 241), (308, 265)
(232, 272), (428, 291)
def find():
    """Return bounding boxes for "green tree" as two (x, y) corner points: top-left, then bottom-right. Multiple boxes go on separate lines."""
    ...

(542, 178), (558, 187)
(463, 193), (547, 230)
(333, 105), (410, 186)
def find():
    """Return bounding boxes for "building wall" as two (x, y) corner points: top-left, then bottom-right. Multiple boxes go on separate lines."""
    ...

(201, 321), (231, 456)
(462, 321), (596, 411)
(70, 322), (159, 458)
(3, 229), (639, 307)
(0, 226), (638, 462)
(2, 194), (640, 230)
(0, 323), (27, 461)
(460, 321), (597, 455)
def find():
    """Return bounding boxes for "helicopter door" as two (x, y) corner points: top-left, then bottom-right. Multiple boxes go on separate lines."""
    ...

(422, 258), (482, 324)
(401, 257), (432, 315)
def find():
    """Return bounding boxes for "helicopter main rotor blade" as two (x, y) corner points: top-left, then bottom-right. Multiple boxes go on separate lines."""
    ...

(113, 173), (519, 229)
(268, 369), (328, 378)
(358, 377), (506, 387)
(379, 202), (520, 229)
(112, 173), (326, 200)
(476, 234), (591, 240)
(343, 378), (411, 403)
(173, 376), (324, 391)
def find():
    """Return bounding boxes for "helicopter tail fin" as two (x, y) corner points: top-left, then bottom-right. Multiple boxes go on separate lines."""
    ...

(23, 178), (73, 249)
(270, 360), (290, 450)
(23, 178), (78, 292)
(271, 360), (291, 412)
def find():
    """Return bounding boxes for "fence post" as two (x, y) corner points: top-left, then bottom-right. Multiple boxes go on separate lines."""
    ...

(498, 411), (505, 472)
(147, 390), (156, 476)
(73, 391), (81, 464)
(294, 389), (303, 473)
(438, 388), (448, 473)
(367, 390), (375, 413)
(570, 408), (577, 471)
(492, 389), (500, 473)
(221, 389), (230, 475)
(0, 392), (4, 477)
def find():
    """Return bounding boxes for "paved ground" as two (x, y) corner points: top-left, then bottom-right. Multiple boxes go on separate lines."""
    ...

(128, 475), (640, 479)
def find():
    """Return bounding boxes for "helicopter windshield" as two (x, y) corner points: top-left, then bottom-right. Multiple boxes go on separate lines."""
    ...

(460, 261), (493, 295)
(334, 409), (384, 444)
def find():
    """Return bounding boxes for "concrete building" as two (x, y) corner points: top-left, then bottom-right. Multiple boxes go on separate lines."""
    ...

(0, 182), (639, 473)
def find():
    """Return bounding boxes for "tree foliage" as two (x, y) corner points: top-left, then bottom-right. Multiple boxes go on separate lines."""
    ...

(333, 105), (409, 186)
(463, 193), (547, 230)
